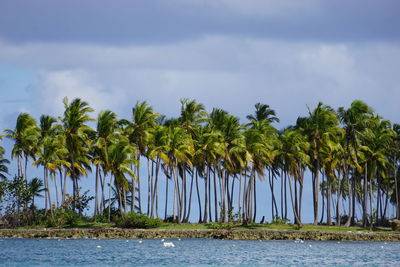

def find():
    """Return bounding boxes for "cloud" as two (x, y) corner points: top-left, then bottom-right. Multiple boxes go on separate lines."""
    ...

(0, 36), (397, 127)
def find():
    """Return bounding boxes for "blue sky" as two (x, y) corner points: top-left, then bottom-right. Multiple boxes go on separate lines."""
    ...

(0, 0), (399, 221)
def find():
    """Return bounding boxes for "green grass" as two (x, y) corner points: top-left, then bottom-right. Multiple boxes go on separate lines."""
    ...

(13, 221), (396, 233)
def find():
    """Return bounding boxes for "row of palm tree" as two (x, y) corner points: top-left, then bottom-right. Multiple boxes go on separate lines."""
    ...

(1, 97), (399, 227)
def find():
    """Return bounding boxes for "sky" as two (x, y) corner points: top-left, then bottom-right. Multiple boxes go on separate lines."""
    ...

(0, 0), (399, 222)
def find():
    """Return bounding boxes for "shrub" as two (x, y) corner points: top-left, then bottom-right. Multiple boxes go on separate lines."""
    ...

(115, 212), (162, 229)
(44, 210), (80, 227)
(94, 214), (108, 223)
(271, 216), (290, 224)
(206, 222), (236, 229)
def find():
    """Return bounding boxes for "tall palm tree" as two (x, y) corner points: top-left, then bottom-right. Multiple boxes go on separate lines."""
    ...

(391, 124), (400, 219)
(338, 100), (374, 226)
(4, 113), (39, 182)
(108, 138), (137, 215)
(126, 101), (159, 213)
(165, 125), (193, 223)
(297, 102), (340, 225)
(61, 97), (94, 211)
(92, 110), (118, 216)
(280, 129), (310, 226)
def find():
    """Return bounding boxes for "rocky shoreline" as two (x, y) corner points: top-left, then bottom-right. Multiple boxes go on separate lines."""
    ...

(0, 228), (399, 241)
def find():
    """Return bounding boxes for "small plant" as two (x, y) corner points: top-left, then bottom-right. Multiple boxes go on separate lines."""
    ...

(44, 209), (80, 227)
(271, 216), (290, 224)
(206, 222), (236, 229)
(94, 214), (108, 223)
(115, 212), (162, 229)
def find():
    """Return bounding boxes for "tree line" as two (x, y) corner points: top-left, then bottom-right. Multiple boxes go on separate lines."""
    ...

(0, 97), (399, 227)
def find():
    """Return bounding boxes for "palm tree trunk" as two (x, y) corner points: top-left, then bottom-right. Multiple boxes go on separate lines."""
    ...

(208, 165), (212, 222)
(94, 164), (100, 217)
(182, 166), (187, 222)
(369, 168), (374, 230)
(24, 154), (28, 184)
(252, 172), (257, 223)
(59, 169), (63, 208)
(203, 165), (209, 223)
(284, 171), (288, 220)
(185, 168), (194, 222)
(62, 169), (68, 209)
(195, 169), (202, 223)
(137, 155), (142, 213)
(394, 153), (399, 219)
(46, 169), (52, 212)
(238, 171), (242, 221)
(53, 172), (59, 208)
(164, 172), (169, 221)
(147, 158), (151, 216)
(213, 166), (218, 222)
(299, 170), (304, 223)
(336, 170), (342, 226)
(151, 157), (160, 218)
(280, 170), (284, 219)
(44, 167), (48, 212)
(108, 175), (113, 222)
(327, 176), (332, 226)
(313, 160), (320, 225)
(288, 174), (302, 226)
(363, 164), (368, 227)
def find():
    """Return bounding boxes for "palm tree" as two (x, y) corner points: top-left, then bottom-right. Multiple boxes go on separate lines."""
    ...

(0, 144), (10, 180)
(61, 97), (94, 212)
(108, 138), (137, 215)
(147, 125), (170, 218)
(337, 100), (374, 226)
(92, 110), (118, 216)
(391, 124), (400, 219)
(165, 125), (193, 223)
(246, 103), (280, 124)
(126, 101), (159, 213)
(28, 177), (46, 211)
(280, 129), (310, 226)
(297, 102), (340, 225)
(4, 113), (39, 183)
(33, 115), (63, 212)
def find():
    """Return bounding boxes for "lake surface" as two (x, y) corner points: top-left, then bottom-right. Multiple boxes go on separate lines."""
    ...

(0, 238), (399, 266)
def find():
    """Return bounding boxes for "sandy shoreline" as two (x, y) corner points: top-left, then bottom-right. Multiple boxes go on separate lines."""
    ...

(0, 228), (399, 241)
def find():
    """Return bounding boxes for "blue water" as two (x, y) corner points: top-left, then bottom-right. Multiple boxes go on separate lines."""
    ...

(0, 238), (399, 266)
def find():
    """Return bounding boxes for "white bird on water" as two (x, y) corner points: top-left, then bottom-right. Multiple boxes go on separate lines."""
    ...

(294, 239), (304, 244)
(163, 242), (175, 247)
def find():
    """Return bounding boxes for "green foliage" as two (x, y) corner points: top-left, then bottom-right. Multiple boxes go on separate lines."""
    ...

(205, 222), (237, 229)
(94, 214), (108, 223)
(115, 212), (162, 229)
(43, 210), (80, 227)
(62, 190), (94, 214)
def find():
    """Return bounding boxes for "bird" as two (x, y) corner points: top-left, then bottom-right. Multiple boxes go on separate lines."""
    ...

(96, 245), (102, 248)
(161, 239), (165, 242)
(138, 240), (143, 244)
(163, 242), (175, 247)
(294, 239), (304, 244)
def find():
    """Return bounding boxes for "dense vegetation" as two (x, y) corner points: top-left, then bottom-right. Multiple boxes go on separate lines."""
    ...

(0, 97), (399, 229)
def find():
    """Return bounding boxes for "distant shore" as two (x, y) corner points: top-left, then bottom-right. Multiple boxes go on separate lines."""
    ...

(1, 228), (399, 241)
